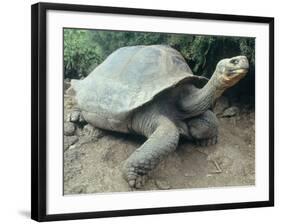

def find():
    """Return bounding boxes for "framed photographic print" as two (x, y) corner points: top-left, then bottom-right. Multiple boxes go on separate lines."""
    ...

(31, 2), (274, 222)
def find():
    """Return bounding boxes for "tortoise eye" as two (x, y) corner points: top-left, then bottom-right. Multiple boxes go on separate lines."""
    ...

(230, 59), (239, 65)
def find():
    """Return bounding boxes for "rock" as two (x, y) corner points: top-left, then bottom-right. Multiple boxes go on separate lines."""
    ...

(154, 179), (171, 190)
(76, 125), (106, 146)
(214, 96), (229, 115)
(64, 135), (78, 151)
(69, 185), (87, 194)
(221, 106), (240, 117)
(184, 171), (196, 177)
(65, 86), (76, 96)
(64, 122), (76, 136)
(67, 110), (87, 125)
(64, 80), (71, 91)
(75, 127), (84, 137)
(79, 113), (86, 123)
(69, 110), (80, 122)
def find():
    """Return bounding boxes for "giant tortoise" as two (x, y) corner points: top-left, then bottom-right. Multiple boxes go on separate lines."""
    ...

(70, 45), (249, 189)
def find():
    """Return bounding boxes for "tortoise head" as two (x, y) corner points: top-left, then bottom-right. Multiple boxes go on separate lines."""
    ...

(214, 56), (249, 88)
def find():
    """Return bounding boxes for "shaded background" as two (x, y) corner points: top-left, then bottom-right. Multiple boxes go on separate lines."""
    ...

(63, 29), (255, 105)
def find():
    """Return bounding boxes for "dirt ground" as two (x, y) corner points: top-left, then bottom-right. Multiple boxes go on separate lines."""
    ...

(63, 92), (255, 195)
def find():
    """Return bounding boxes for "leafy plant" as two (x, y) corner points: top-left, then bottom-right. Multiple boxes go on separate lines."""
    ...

(63, 29), (255, 86)
(64, 29), (101, 79)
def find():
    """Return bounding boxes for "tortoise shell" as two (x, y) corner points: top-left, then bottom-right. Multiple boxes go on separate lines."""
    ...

(72, 45), (208, 132)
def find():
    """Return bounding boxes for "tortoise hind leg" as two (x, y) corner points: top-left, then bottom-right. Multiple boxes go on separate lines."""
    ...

(123, 116), (179, 189)
(186, 110), (219, 146)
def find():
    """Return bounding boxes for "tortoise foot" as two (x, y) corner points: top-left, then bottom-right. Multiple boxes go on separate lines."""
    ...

(195, 136), (218, 147)
(128, 175), (147, 189)
(123, 163), (148, 189)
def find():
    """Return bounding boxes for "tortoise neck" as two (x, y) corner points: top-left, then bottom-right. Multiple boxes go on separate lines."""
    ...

(179, 71), (226, 118)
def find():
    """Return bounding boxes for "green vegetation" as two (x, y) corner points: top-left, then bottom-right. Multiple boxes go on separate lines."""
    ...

(64, 29), (101, 79)
(63, 28), (255, 102)
(64, 29), (255, 84)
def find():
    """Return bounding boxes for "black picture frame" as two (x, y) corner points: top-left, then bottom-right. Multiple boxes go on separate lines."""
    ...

(31, 2), (274, 222)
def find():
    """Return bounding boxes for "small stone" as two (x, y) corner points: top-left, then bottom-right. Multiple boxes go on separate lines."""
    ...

(69, 110), (80, 122)
(75, 127), (84, 137)
(68, 145), (76, 150)
(75, 125), (106, 147)
(221, 106), (240, 117)
(214, 96), (229, 115)
(79, 113), (86, 123)
(82, 124), (94, 135)
(64, 135), (78, 151)
(70, 185), (87, 194)
(155, 179), (171, 190)
(64, 122), (76, 136)
(184, 170), (197, 177)
(64, 80), (71, 91)
(65, 86), (76, 96)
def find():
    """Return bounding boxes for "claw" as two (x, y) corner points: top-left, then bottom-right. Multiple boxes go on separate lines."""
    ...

(196, 136), (218, 147)
(123, 163), (148, 189)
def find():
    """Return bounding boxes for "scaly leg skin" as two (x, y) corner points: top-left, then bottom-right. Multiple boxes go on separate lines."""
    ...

(123, 116), (179, 189)
(187, 110), (219, 147)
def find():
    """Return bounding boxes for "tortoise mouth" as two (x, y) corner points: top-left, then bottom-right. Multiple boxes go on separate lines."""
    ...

(227, 68), (248, 76)
(222, 68), (248, 85)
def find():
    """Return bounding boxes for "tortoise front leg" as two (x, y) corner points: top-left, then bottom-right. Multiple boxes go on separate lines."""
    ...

(123, 116), (179, 189)
(185, 110), (219, 146)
